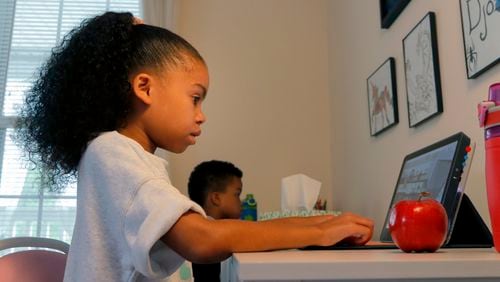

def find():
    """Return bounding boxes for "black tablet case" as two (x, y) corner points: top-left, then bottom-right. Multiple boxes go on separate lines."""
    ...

(303, 193), (492, 250)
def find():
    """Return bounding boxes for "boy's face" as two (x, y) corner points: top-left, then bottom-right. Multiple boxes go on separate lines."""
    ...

(218, 177), (243, 219)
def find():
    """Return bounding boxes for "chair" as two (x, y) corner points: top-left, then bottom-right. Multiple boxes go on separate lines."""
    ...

(0, 237), (70, 282)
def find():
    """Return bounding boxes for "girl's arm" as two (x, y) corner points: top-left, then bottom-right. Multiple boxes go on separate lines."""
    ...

(162, 211), (373, 263)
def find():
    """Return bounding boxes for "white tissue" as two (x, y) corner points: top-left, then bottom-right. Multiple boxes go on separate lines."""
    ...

(281, 174), (321, 212)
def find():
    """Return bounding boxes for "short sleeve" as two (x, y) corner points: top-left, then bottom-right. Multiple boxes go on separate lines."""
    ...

(124, 178), (205, 279)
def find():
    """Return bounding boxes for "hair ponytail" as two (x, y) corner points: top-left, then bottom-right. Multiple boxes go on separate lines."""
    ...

(16, 12), (136, 190)
(15, 11), (205, 191)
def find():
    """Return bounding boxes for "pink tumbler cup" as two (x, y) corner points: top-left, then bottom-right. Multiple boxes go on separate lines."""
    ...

(479, 83), (500, 252)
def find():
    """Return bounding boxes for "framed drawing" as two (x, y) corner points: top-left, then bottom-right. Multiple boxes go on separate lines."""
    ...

(367, 57), (399, 136)
(380, 0), (411, 29)
(403, 12), (443, 128)
(459, 0), (500, 79)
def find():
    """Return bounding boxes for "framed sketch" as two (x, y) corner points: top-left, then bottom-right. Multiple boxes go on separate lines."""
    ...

(367, 58), (399, 136)
(403, 12), (443, 128)
(380, 0), (411, 29)
(459, 0), (500, 79)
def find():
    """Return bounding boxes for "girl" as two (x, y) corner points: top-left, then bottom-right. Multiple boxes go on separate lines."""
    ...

(16, 12), (374, 282)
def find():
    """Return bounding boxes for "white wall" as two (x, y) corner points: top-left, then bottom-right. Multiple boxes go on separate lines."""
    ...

(168, 0), (333, 214)
(166, 0), (500, 237)
(329, 0), (500, 236)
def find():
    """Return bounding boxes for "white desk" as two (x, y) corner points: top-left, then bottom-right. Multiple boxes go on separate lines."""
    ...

(229, 248), (500, 282)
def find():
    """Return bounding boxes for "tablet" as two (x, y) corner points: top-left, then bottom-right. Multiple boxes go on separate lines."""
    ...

(379, 132), (472, 244)
(302, 132), (479, 251)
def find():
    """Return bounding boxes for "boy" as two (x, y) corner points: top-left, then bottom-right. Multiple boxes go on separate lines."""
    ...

(188, 160), (243, 281)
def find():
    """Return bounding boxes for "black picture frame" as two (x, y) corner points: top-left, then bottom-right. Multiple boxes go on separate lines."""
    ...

(403, 12), (443, 128)
(459, 0), (500, 79)
(367, 58), (399, 136)
(380, 0), (411, 29)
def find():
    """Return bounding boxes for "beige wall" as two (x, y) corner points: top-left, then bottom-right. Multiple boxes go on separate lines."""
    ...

(168, 0), (333, 213)
(329, 0), (500, 236)
(166, 0), (500, 237)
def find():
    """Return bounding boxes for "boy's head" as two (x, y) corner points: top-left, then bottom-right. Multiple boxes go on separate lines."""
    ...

(188, 160), (243, 219)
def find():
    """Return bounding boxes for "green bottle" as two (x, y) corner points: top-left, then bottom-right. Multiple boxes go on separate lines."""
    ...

(240, 194), (258, 221)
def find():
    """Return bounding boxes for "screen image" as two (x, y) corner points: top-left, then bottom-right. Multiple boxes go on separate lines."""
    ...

(379, 132), (472, 243)
(390, 141), (458, 210)
(304, 132), (489, 249)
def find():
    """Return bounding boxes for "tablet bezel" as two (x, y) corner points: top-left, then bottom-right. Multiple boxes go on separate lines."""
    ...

(379, 132), (471, 243)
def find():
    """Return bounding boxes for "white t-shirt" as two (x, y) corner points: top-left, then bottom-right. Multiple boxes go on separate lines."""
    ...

(64, 131), (205, 282)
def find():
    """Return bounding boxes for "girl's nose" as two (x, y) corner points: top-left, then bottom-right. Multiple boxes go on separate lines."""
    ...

(196, 110), (206, 124)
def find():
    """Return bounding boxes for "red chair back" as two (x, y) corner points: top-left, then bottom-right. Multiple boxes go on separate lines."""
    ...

(0, 249), (67, 282)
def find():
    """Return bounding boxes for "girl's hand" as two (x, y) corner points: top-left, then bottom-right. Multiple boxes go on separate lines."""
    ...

(318, 212), (374, 246)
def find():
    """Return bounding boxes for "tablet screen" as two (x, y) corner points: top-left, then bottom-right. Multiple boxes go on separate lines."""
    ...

(380, 132), (471, 242)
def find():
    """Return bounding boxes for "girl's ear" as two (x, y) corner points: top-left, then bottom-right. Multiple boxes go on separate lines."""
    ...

(131, 73), (154, 105)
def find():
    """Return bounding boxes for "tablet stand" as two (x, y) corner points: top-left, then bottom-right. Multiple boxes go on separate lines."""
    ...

(445, 193), (493, 248)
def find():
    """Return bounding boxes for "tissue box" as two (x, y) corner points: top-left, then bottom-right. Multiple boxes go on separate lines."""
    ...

(281, 173), (322, 211)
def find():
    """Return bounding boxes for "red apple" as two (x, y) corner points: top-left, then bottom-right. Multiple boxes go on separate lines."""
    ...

(389, 192), (448, 253)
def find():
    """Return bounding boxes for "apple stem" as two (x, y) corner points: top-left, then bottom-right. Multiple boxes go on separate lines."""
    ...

(418, 191), (431, 201)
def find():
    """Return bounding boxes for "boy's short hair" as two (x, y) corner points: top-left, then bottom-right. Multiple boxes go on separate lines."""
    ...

(188, 160), (242, 206)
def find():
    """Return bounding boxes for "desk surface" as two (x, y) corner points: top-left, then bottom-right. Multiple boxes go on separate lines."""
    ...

(231, 248), (500, 281)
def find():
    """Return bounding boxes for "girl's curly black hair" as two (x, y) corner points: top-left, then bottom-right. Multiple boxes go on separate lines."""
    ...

(14, 11), (204, 191)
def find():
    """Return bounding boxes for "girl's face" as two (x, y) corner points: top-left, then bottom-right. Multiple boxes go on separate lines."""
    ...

(144, 59), (209, 153)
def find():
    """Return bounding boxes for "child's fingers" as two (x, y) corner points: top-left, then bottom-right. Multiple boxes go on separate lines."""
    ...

(133, 17), (144, 25)
(341, 224), (374, 246)
(350, 228), (373, 245)
(337, 212), (374, 229)
(317, 213), (374, 246)
(340, 213), (374, 244)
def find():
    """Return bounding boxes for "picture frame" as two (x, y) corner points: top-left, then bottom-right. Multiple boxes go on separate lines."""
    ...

(367, 57), (399, 136)
(380, 0), (411, 29)
(459, 0), (500, 79)
(403, 12), (443, 128)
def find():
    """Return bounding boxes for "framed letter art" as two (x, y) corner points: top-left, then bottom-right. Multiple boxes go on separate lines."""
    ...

(367, 58), (399, 136)
(460, 0), (500, 79)
(403, 12), (443, 128)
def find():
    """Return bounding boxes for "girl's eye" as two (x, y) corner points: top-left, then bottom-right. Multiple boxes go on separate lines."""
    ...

(193, 95), (201, 105)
